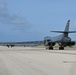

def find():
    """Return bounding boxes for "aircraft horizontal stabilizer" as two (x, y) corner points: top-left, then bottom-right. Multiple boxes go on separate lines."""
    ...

(51, 31), (76, 33)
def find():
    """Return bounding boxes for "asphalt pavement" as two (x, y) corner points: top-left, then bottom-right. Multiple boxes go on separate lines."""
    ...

(0, 46), (76, 75)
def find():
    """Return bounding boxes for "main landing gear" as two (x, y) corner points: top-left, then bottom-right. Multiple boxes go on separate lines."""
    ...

(48, 46), (53, 50)
(59, 47), (64, 50)
(46, 46), (64, 50)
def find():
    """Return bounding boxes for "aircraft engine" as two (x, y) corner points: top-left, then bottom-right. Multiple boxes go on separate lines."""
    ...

(62, 41), (75, 47)
(44, 40), (55, 46)
(67, 42), (75, 46)
(48, 42), (55, 46)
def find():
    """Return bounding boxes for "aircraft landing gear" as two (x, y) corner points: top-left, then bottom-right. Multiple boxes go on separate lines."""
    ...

(7, 45), (9, 48)
(49, 46), (53, 50)
(59, 47), (64, 50)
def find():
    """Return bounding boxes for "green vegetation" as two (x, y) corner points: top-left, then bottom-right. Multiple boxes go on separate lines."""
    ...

(73, 45), (76, 48)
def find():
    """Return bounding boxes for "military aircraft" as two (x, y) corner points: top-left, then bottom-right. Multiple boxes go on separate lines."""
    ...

(0, 20), (76, 50)
(44, 20), (76, 50)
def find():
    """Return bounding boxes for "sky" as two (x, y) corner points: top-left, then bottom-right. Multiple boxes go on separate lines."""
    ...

(0, 0), (76, 42)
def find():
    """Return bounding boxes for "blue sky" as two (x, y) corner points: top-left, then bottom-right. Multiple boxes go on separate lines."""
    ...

(0, 0), (76, 41)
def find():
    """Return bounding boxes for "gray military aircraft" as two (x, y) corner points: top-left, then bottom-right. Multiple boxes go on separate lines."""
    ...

(0, 20), (76, 50)
(44, 20), (76, 50)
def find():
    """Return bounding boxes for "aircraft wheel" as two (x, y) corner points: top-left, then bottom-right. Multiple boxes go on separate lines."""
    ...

(59, 47), (64, 50)
(49, 46), (53, 50)
(7, 45), (9, 48)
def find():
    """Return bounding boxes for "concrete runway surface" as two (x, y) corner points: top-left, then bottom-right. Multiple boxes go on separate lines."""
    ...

(0, 46), (76, 75)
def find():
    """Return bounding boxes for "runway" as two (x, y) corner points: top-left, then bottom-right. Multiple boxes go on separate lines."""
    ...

(0, 46), (76, 75)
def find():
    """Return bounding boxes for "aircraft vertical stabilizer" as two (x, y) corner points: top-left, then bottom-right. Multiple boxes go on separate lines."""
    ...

(64, 20), (70, 32)
(51, 20), (76, 33)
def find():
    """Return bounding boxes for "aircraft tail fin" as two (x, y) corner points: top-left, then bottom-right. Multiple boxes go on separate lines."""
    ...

(64, 20), (70, 32)
(51, 20), (76, 33)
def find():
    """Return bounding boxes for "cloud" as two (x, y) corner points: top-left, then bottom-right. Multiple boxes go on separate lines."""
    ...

(0, 0), (31, 30)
